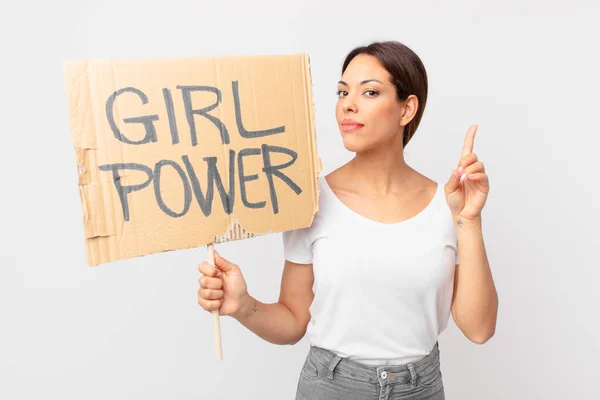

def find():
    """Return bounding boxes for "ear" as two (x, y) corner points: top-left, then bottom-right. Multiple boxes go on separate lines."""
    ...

(400, 95), (419, 126)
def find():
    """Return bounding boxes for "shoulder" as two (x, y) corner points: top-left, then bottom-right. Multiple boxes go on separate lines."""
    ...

(420, 176), (440, 203)
(322, 165), (354, 197)
(409, 168), (439, 196)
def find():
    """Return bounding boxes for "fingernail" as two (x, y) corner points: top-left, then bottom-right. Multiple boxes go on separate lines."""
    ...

(216, 271), (222, 278)
(460, 173), (466, 182)
(458, 166), (463, 175)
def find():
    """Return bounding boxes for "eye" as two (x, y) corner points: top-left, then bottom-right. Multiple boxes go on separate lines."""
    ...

(336, 90), (348, 97)
(364, 90), (379, 97)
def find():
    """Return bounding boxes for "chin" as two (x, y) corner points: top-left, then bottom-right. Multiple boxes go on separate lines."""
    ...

(341, 134), (377, 153)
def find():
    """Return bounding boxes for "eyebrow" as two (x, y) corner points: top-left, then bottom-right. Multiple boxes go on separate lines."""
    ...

(338, 79), (383, 86)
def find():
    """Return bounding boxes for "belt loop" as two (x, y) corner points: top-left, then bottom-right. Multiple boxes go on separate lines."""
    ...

(326, 355), (343, 380)
(407, 363), (417, 388)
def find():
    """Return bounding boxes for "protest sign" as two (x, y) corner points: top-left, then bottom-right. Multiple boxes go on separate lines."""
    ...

(64, 54), (322, 267)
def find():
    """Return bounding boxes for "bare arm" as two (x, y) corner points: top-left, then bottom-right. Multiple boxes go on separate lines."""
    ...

(233, 260), (314, 346)
(450, 216), (498, 344)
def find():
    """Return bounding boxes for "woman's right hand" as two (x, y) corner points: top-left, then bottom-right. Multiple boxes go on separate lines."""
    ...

(197, 251), (249, 317)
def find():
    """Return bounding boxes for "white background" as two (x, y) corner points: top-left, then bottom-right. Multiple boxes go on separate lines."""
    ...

(1, 1), (599, 399)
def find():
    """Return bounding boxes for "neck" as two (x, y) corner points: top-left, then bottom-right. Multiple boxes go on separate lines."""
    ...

(348, 142), (416, 196)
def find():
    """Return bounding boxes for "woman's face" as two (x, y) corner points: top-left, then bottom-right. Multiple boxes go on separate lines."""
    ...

(335, 54), (409, 153)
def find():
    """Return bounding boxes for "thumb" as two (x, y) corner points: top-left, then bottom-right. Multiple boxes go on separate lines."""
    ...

(445, 169), (461, 195)
(214, 251), (236, 273)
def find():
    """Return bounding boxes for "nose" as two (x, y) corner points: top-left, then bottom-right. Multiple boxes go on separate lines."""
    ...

(341, 93), (357, 113)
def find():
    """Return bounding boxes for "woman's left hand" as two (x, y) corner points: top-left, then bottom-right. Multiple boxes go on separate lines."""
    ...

(444, 125), (489, 222)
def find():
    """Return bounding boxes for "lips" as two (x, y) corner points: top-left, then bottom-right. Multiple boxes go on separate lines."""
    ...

(341, 119), (364, 132)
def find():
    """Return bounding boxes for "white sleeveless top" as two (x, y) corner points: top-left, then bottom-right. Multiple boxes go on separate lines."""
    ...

(282, 175), (459, 365)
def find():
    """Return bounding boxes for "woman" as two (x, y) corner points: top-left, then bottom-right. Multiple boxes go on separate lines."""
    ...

(197, 41), (498, 400)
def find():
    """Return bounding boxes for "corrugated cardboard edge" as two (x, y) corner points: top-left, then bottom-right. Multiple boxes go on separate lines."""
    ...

(64, 60), (118, 267)
(213, 216), (256, 244)
(300, 53), (322, 224)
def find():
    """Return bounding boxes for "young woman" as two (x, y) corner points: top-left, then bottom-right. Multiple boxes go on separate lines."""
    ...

(197, 41), (498, 400)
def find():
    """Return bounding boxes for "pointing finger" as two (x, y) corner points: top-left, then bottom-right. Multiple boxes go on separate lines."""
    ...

(461, 125), (478, 158)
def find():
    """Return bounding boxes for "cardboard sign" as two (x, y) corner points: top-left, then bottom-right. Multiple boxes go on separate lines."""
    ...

(64, 54), (321, 266)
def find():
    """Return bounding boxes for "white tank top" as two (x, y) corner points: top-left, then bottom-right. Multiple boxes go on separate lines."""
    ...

(282, 175), (459, 365)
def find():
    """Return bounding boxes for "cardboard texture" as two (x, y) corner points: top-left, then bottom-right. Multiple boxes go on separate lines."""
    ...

(64, 54), (322, 266)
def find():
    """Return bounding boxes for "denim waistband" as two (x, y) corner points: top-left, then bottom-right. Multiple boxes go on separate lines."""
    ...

(307, 342), (440, 385)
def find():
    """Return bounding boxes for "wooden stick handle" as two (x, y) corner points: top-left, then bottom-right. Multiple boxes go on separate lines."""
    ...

(207, 243), (223, 361)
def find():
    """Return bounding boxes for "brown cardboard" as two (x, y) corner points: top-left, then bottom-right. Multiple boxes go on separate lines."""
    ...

(64, 54), (322, 266)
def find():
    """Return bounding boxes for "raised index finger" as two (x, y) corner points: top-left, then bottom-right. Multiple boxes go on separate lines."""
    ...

(461, 125), (478, 158)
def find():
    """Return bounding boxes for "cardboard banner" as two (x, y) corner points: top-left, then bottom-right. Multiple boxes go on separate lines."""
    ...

(64, 54), (321, 266)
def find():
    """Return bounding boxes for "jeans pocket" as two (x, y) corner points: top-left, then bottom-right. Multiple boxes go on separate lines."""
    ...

(417, 367), (443, 388)
(301, 354), (326, 381)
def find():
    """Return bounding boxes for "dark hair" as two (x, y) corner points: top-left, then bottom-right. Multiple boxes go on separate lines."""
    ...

(342, 41), (428, 148)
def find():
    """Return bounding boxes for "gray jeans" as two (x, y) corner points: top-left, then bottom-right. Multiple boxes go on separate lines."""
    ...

(296, 342), (444, 400)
